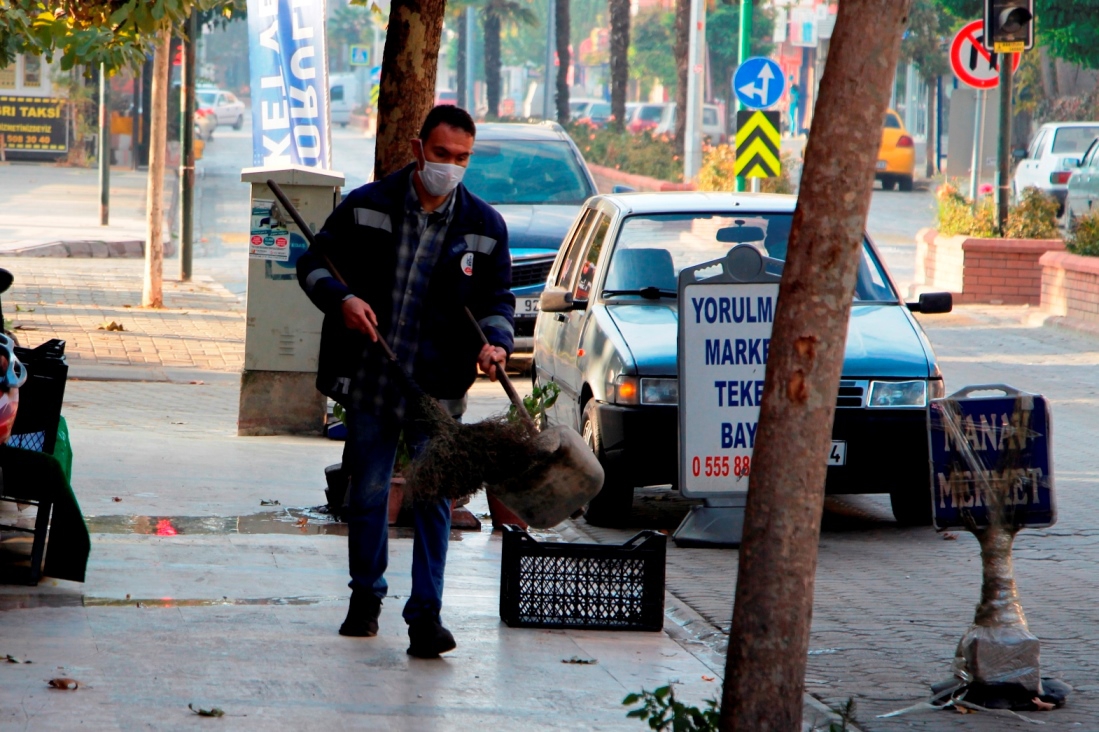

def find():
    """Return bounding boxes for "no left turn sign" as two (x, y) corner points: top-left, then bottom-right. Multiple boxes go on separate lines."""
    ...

(950, 19), (1020, 89)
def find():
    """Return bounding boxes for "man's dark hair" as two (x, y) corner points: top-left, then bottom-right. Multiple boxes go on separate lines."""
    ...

(419, 105), (476, 141)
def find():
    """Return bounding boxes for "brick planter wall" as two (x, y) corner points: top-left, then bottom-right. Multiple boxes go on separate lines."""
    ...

(1040, 251), (1099, 329)
(587, 164), (695, 194)
(911, 229), (1063, 305)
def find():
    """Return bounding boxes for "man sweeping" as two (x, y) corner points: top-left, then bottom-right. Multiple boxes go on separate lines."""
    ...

(297, 105), (515, 658)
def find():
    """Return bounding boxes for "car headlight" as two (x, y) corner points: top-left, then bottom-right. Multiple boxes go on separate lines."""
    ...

(610, 375), (640, 405)
(867, 380), (927, 408)
(641, 378), (678, 405)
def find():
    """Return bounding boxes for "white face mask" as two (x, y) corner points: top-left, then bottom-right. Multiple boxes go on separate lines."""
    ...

(418, 159), (466, 197)
(414, 138), (467, 197)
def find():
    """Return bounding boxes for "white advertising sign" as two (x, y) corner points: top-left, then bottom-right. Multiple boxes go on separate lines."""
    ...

(679, 281), (778, 496)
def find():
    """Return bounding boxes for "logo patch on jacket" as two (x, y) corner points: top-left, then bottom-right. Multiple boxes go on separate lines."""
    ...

(461, 252), (474, 276)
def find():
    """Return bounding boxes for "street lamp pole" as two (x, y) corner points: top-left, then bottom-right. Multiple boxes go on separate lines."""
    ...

(543, 0), (556, 120)
(683, 0), (706, 181)
(734, 0), (752, 192)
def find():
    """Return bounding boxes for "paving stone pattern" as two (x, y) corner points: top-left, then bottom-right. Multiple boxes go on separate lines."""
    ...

(5, 259), (243, 371)
(573, 306), (1099, 730)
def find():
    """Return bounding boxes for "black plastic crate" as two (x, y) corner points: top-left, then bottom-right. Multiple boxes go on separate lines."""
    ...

(499, 525), (666, 631)
(9, 339), (67, 454)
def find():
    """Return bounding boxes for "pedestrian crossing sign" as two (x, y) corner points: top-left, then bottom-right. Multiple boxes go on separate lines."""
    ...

(350, 45), (370, 67)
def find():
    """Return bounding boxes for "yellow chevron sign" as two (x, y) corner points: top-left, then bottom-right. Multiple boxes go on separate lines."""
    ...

(734, 110), (781, 179)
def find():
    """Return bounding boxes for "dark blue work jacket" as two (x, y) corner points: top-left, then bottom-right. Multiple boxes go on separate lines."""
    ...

(296, 164), (515, 411)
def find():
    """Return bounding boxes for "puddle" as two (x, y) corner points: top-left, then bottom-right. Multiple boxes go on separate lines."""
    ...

(0, 594), (340, 611)
(84, 509), (466, 541)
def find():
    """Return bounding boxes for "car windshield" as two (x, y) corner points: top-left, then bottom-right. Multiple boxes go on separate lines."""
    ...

(604, 212), (897, 302)
(638, 105), (664, 122)
(197, 92), (217, 107)
(1052, 127), (1099, 154)
(463, 139), (594, 205)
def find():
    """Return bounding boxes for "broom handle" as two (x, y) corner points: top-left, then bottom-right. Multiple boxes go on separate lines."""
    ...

(464, 307), (533, 427)
(266, 179), (399, 364)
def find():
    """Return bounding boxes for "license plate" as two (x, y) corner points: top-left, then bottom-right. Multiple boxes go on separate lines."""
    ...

(876, 160), (887, 170)
(827, 440), (847, 467)
(516, 296), (540, 317)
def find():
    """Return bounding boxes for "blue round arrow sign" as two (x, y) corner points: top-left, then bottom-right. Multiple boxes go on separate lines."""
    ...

(733, 57), (785, 110)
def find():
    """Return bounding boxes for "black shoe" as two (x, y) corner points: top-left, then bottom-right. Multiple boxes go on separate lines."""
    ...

(339, 592), (382, 637)
(406, 618), (457, 658)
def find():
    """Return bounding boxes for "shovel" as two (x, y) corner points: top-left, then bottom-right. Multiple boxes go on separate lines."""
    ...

(463, 307), (605, 528)
(266, 180), (604, 528)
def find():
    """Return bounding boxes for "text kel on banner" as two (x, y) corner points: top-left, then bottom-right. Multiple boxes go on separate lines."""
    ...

(247, 0), (332, 169)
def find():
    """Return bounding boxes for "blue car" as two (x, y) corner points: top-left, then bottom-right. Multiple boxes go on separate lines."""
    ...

(462, 123), (598, 351)
(532, 192), (953, 527)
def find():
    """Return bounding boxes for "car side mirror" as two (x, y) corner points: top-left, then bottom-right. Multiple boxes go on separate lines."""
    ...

(0, 269), (12, 295)
(1012, 148), (1028, 160)
(907, 291), (952, 314)
(539, 286), (576, 313)
(612, 185), (636, 194)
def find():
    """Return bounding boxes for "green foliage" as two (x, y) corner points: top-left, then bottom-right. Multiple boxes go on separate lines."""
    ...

(508, 381), (560, 426)
(629, 10), (677, 99)
(0, 0), (241, 73)
(1005, 187), (1060, 239)
(936, 0), (1099, 69)
(623, 685), (719, 731)
(935, 182), (998, 237)
(1067, 208), (1099, 256)
(568, 122), (681, 182)
(708, 3), (774, 105)
(696, 144), (797, 194)
(935, 183), (1060, 238)
(900, 0), (952, 81)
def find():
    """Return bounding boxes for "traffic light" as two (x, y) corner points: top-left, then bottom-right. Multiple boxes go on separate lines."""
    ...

(984, 0), (1034, 52)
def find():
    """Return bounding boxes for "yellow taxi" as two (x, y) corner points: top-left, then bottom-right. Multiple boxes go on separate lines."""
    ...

(876, 109), (916, 191)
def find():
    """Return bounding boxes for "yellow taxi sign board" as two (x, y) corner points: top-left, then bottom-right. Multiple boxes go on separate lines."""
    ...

(734, 110), (781, 179)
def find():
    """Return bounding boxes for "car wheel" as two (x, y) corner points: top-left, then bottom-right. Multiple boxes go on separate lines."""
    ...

(890, 485), (933, 527)
(580, 400), (633, 527)
(233, 115), (244, 130)
(898, 175), (914, 192)
(881, 176), (897, 191)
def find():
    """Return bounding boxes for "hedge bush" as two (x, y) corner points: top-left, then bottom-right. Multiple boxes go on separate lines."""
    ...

(566, 122), (682, 182)
(934, 183), (1058, 239)
(1067, 208), (1099, 256)
(1005, 187), (1060, 239)
(695, 144), (796, 194)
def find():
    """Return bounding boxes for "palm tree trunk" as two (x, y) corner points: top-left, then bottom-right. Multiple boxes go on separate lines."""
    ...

(925, 76), (936, 177)
(608, 0), (630, 130)
(457, 11), (468, 113)
(484, 12), (501, 118)
(143, 23), (170, 309)
(554, 0), (570, 124)
(374, 0), (447, 179)
(673, 0), (689, 154)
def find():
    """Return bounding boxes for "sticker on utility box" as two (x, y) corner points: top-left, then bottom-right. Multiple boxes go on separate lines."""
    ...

(249, 198), (292, 262)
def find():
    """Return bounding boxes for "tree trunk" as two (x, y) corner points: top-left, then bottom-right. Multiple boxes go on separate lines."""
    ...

(925, 76), (936, 178)
(719, 1), (912, 729)
(374, 0), (447, 179)
(484, 12), (501, 118)
(673, 0), (689, 154)
(608, 0), (630, 131)
(555, 0), (570, 125)
(457, 10), (468, 114)
(143, 24), (170, 309)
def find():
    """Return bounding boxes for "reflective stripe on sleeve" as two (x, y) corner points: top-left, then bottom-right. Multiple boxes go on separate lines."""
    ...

(305, 268), (334, 291)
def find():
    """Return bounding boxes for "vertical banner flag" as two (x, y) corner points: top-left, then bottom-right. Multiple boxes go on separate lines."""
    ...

(246, 0), (332, 169)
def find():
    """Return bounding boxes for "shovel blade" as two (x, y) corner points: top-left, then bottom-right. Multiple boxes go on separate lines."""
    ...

(491, 426), (604, 529)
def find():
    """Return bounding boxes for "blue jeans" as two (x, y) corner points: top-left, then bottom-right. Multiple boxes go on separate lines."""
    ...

(342, 408), (451, 624)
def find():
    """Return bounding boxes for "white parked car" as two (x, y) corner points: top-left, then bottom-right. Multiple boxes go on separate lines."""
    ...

(196, 87), (246, 130)
(1013, 122), (1099, 214)
(652, 103), (728, 144)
